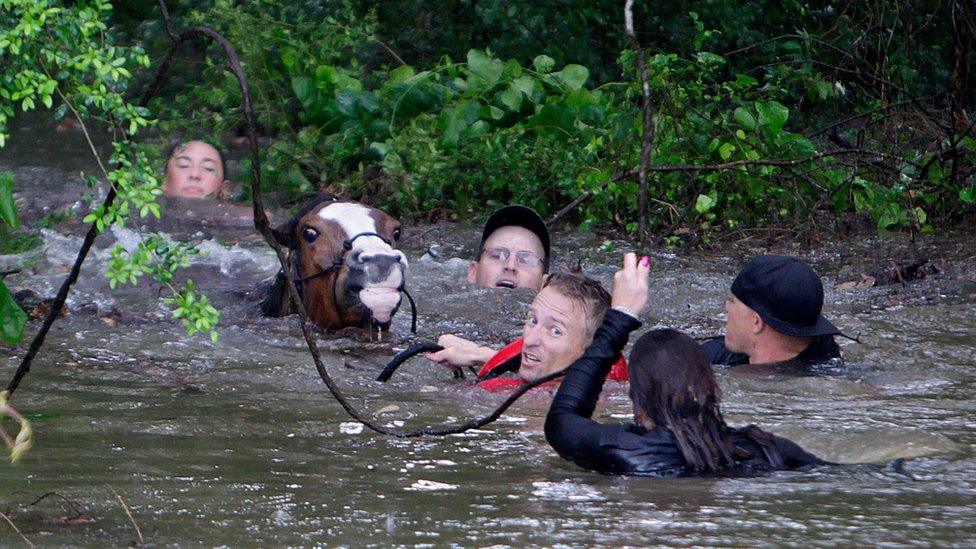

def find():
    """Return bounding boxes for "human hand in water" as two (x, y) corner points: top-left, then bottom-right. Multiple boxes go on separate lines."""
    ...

(611, 252), (651, 316)
(425, 334), (497, 370)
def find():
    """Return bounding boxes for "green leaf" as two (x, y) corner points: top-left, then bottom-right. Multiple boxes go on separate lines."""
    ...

(291, 76), (315, 108)
(0, 172), (18, 228)
(467, 49), (503, 89)
(914, 207), (927, 225)
(1, 282), (27, 344)
(695, 51), (725, 65)
(498, 84), (522, 111)
(718, 142), (735, 161)
(733, 107), (756, 131)
(960, 186), (976, 203)
(756, 100), (789, 133)
(388, 65), (415, 84)
(527, 103), (576, 134)
(438, 99), (480, 147)
(735, 73), (759, 87)
(554, 64), (589, 90)
(533, 54), (555, 73)
(694, 193), (717, 214)
(512, 75), (536, 97)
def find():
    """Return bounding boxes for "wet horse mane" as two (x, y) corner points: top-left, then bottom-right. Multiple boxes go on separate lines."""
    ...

(271, 194), (340, 249)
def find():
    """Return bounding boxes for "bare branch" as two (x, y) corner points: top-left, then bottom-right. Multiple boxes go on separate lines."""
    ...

(624, 0), (655, 248)
(107, 486), (143, 545)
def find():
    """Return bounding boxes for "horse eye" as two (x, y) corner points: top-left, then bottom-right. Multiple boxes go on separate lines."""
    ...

(392, 228), (402, 241)
(302, 227), (319, 243)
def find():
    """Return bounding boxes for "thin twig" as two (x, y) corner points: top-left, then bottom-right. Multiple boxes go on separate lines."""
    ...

(371, 37), (407, 66)
(808, 95), (936, 138)
(107, 486), (143, 545)
(26, 492), (85, 518)
(547, 192), (592, 226)
(0, 511), (33, 548)
(0, 269), (21, 278)
(642, 148), (916, 173)
(653, 184), (702, 247)
(625, 0), (655, 250)
(41, 64), (111, 181)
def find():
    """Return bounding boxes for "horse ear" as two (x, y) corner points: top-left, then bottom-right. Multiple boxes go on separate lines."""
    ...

(271, 220), (297, 249)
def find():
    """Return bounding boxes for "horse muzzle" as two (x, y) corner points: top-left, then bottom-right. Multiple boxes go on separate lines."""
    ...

(345, 249), (408, 325)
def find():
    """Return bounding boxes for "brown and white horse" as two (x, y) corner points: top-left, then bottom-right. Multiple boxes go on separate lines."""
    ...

(261, 195), (409, 332)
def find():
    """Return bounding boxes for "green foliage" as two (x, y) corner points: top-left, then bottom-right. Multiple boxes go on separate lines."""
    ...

(0, 281), (27, 345)
(1, 171), (27, 344)
(0, 226), (42, 255)
(106, 234), (198, 288)
(0, 172), (16, 228)
(125, 0), (975, 236)
(1, 0), (221, 348)
(82, 143), (163, 231)
(166, 280), (220, 342)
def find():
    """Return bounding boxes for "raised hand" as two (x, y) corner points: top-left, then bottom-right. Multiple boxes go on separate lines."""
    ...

(611, 252), (651, 316)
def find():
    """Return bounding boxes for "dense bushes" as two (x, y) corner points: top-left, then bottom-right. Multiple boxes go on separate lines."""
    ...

(130, 0), (975, 236)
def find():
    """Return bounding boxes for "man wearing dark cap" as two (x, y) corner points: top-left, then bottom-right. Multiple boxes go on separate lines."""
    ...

(702, 255), (843, 365)
(467, 205), (550, 290)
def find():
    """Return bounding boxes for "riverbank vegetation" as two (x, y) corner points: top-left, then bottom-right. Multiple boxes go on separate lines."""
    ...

(124, 0), (975, 240)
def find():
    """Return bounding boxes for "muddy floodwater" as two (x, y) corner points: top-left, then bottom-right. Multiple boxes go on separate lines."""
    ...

(2, 121), (976, 546)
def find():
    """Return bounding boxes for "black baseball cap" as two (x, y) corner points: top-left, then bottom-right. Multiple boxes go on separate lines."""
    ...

(479, 205), (551, 269)
(730, 255), (841, 337)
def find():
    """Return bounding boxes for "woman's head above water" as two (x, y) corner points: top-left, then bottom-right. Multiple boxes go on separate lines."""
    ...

(163, 140), (230, 199)
(628, 329), (722, 426)
(628, 328), (735, 471)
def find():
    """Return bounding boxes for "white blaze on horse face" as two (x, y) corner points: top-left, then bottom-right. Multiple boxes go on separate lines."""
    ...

(317, 202), (406, 321)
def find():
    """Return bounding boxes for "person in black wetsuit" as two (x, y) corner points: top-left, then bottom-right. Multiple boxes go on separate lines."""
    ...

(701, 255), (844, 366)
(545, 253), (826, 477)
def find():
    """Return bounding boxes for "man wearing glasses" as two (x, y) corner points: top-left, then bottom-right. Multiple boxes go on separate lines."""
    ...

(425, 205), (551, 371)
(467, 205), (550, 290)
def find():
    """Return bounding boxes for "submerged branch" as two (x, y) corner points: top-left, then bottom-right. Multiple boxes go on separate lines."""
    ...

(0, 511), (33, 548)
(107, 486), (143, 545)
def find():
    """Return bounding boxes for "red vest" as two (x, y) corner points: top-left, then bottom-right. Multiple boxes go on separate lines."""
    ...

(475, 338), (629, 392)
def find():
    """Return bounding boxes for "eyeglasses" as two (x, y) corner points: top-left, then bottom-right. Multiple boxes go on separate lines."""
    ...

(481, 246), (544, 268)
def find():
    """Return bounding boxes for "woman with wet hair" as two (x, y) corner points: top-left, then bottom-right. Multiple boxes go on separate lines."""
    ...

(545, 253), (825, 476)
(163, 140), (231, 199)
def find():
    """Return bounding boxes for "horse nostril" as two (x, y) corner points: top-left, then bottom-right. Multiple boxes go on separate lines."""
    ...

(361, 254), (397, 270)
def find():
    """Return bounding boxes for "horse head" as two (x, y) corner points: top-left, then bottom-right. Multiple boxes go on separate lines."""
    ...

(261, 195), (408, 331)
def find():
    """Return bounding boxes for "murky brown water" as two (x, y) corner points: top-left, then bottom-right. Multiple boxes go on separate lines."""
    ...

(2, 115), (975, 546)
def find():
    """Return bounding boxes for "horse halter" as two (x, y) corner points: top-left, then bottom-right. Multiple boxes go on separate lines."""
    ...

(291, 231), (418, 333)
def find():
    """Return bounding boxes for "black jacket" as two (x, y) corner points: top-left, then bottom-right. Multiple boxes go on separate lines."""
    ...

(545, 310), (825, 477)
(701, 335), (842, 366)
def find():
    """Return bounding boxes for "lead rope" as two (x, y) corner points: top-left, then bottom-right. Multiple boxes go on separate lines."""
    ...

(148, 0), (546, 438)
(375, 342), (474, 382)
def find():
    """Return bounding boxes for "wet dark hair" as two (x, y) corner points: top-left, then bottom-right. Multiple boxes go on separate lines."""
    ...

(165, 139), (229, 180)
(542, 272), (610, 336)
(628, 329), (785, 473)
